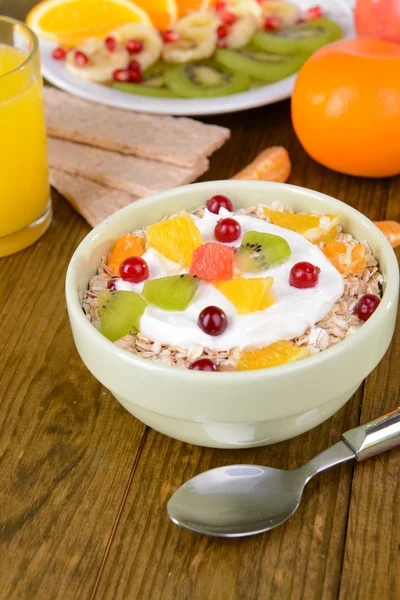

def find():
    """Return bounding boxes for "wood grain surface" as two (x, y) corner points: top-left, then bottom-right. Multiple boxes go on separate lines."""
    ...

(0, 2), (399, 599)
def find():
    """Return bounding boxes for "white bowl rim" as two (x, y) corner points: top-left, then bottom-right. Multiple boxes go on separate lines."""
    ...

(66, 180), (399, 380)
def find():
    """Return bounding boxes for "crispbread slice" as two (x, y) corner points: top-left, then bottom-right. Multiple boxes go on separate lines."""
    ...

(44, 88), (230, 168)
(48, 138), (209, 197)
(49, 169), (139, 227)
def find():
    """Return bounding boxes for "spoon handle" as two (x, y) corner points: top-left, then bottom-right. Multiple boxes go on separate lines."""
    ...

(342, 407), (400, 461)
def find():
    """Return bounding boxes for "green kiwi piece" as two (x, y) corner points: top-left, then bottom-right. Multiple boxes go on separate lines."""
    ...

(251, 18), (342, 56)
(235, 231), (291, 273)
(164, 63), (250, 98)
(142, 275), (198, 311)
(98, 290), (147, 342)
(112, 62), (180, 98)
(215, 48), (305, 82)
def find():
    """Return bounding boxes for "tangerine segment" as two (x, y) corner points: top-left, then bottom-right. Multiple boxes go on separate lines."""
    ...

(134, 0), (178, 30)
(190, 242), (235, 281)
(108, 233), (146, 275)
(233, 146), (291, 183)
(374, 220), (400, 248)
(26, 0), (151, 46)
(214, 277), (275, 314)
(263, 208), (340, 243)
(322, 241), (367, 275)
(238, 341), (310, 371)
(176, 0), (212, 18)
(147, 213), (203, 267)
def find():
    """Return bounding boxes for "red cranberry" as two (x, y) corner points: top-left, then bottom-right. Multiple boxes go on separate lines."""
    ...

(107, 280), (117, 290)
(126, 39), (143, 54)
(305, 6), (323, 21)
(189, 358), (217, 371)
(74, 50), (89, 66)
(220, 10), (237, 25)
(162, 30), (180, 43)
(113, 68), (130, 82)
(356, 294), (380, 321)
(105, 36), (117, 52)
(198, 306), (228, 336)
(206, 194), (233, 214)
(214, 218), (241, 243)
(119, 256), (149, 283)
(264, 16), (282, 31)
(289, 262), (320, 289)
(52, 47), (66, 60)
(217, 24), (229, 39)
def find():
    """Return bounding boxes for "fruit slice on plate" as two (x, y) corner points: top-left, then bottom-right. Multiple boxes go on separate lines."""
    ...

(108, 233), (146, 275)
(26, 0), (152, 47)
(164, 63), (250, 98)
(190, 242), (235, 281)
(214, 277), (275, 314)
(98, 289), (147, 342)
(237, 341), (310, 371)
(263, 208), (340, 243)
(112, 62), (181, 97)
(133, 0), (178, 30)
(143, 274), (198, 310)
(252, 18), (342, 56)
(233, 146), (291, 182)
(322, 241), (367, 276)
(235, 231), (291, 273)
(146, 213), (203, 267)
(215, 47), (305, 82)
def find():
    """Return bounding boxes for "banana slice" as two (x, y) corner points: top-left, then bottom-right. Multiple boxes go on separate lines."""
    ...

(225, 15), (258, 49)
(226, 0), (262, 21)
(65, 39), (129, 83)
(259, 1), (301, 28)
(163, 11), (219, 63)
(112, 24), (163, 70)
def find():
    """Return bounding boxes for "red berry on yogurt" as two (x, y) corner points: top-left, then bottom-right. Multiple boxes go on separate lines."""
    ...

(105, 36), (117, 52)
(74, 50), (89, 66)
(126, 39), (143, 53)
(214, 218), (241, 243)
(198, 306), (228, 336)
(119, 256), (149, 283)
(206, 194), (233, 214)
(52, 47), (66, 60)
(356, 294), (380, 321)
(289, 262), (320, 289)
(189, 358), (217, 371)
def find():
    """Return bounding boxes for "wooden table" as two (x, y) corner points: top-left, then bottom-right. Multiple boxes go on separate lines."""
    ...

(1, 2), (399, 598)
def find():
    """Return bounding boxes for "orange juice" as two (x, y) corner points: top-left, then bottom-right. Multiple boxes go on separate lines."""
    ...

(0, 39), (51, 257)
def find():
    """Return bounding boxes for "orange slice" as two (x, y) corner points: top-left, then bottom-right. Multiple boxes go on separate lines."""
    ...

(146, 213), (203, 267)
(263, 207), (340, 244)
(238, 341), (310, 371)
(108, 233), (146, 275)
(232, 146), (291, 183)
(26, 0), (151, 47)
(322, 240), (367, 275)
(214, 277), (275, 314)
(374, 220), (400, 248)
(176, 1), (213, 18)
(134, 0), (178, 30)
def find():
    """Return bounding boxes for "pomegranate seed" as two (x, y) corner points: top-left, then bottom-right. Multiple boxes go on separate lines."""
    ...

(220, 10), (237, 25)
(304, 5), (323, 21)
(126, 39), (143, 54)
(217, 39), (228, 49)
(105, 36), (117, 52)
(356, 294), (380, 321)
(107, 280), (117, 290)
(290, 262), (320, 289)
(217, 24), (229, 39)
(162, 30), (180, 43)
(215, 1), (228, 11)
(113, 68), (130, 82)
(119, 256), (149, 283)
(214, 218), (241, 243)
(52, 47), (66, 60)
(128, 69), (143, 83)
(264, 16), (282, 31)
(206, 194), (233, 214)
(198, 306), (228, 336)
(74, 50), (89, 66)
(189, 358), (217, 371)
(128, 59), (141, 72)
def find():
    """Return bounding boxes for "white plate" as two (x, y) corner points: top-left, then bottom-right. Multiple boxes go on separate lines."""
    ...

(40, 0), (354, 116)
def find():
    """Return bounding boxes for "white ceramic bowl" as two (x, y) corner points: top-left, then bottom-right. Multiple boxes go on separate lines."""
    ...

(66, 182), (399, 448)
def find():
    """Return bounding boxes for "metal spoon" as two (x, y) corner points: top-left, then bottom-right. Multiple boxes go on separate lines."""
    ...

(168, 407), (400, 538)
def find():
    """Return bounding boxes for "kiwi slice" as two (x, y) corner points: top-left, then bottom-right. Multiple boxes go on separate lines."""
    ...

(252, 18), (342, 56)
(112, 62), (180, 98)
(143, 274), (198, 311)
(98, 290), (147, 342)
(215, 48), (305, 82)
(164, 63), (250, 98)
(235, 231), (291, 273)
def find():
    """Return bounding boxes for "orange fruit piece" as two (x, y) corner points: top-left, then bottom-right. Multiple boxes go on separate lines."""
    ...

(238, 341), (310, 371)
(147, 213), (203, 267)
(26, 0), (151, 46)
(176, 1), (212, 18)
(263, 207), (340, 243)
(322, 241), (367, 276)
(374, 220), (400, 249)
(232, 146), (291, 183)
(190, 242), (235, 281)
(134, 0), (178, 30)
(108, 233), (146, 275)
(291, 38), (400, 178)
(214, 277), (275, 314)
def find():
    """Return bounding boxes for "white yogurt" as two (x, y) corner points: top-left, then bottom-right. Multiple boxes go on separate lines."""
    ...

(115, 209), (344, 350)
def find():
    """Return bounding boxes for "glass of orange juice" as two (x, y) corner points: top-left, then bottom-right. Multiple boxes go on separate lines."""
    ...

(0, 16), (51, 258)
